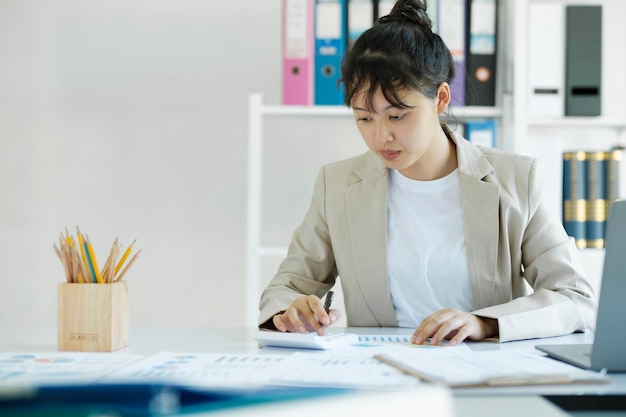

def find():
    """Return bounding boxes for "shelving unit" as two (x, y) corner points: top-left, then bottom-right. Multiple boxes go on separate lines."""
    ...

(245, 0), (626, 326)
(523, 116), (626, 148)
(527, 118), (626, 131)
(514, 0), (626, 290)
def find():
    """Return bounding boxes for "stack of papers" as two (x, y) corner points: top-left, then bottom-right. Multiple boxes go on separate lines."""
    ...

(0, 335), (610, 390)
(374, 349), (609, 387)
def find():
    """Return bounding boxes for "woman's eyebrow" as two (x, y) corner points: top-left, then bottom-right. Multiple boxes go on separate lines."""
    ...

(352, 104), (398, 113)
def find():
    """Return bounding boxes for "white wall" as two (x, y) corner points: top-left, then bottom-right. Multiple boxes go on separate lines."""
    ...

(0, 0), (284, 327)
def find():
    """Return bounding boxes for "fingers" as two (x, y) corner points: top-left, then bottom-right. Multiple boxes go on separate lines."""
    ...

(327, 308), (341, 326)
(412, 309), (452, 345)
(412, 309), (483, 346)
(272, 295), (337, 335)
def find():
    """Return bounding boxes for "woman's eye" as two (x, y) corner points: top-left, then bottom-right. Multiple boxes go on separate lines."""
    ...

(390, 114), (405, 120)
(357, 117), (371, 122)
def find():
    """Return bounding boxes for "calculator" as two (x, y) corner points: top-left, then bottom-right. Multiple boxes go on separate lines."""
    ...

(254, 330), (359, 350)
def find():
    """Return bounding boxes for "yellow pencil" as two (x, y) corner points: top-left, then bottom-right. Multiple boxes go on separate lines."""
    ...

(114, 249), (141, 282)
(114, 239), (136, 275)
(65, 236), (72, 248)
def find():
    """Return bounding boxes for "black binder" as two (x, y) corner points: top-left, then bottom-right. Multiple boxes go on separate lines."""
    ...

(465, 0), (497, 107)
(565, 5), (602, 116)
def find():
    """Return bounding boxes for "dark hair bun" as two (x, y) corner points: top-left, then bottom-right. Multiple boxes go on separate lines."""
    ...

(378, 0), (432, 30)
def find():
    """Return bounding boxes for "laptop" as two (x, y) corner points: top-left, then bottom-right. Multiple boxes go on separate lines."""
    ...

(536, 199), (626, 371)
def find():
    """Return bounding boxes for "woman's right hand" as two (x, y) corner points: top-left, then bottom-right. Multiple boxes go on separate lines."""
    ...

(272, 295), (341, 335)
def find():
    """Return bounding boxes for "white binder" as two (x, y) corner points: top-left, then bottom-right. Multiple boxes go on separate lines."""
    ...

(528, 2), (565, 117)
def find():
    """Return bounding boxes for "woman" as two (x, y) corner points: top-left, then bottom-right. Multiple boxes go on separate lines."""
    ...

(258, 0), (595, 345)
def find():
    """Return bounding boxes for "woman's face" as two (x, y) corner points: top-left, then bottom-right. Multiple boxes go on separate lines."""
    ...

(351, 85), (450, 180)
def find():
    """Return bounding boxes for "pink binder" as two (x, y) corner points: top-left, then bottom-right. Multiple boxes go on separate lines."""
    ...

(283, 0), (315, 105)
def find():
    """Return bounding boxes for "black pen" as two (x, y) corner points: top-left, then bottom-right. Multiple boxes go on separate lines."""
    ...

(323, 290), (334, 313)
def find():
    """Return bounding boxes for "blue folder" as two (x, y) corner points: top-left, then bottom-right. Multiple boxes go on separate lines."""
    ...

(0, 383), (348, 416)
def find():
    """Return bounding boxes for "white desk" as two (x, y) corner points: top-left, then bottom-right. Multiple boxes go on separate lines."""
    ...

(1, 327), (625, 416)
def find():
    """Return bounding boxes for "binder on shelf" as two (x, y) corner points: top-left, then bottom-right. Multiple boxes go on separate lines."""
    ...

(562, 151), (588, 249)
(528, 2), (565, 117)
(464, 119), (496, 148)
(283, 0), (315, 105)
(585, 151), (607, 249)
(438, 0), (466, 107)
(347, 0), (375, 52)
(465, 0), (497, 107)
(605, 148), (623, 225)
(565, 5), (602, 116)
(315, 0), (347, 105)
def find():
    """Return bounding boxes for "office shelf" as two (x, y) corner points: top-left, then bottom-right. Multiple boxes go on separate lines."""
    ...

(528, 118), (626, 129)
(257, 103), (502, 119)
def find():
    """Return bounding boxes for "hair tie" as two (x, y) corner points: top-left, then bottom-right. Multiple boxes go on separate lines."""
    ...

(401, 10), (420, 25)
(377, 5), (432, 29)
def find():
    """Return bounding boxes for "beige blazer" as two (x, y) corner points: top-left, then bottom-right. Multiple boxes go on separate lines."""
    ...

(258, 128), (596, 342)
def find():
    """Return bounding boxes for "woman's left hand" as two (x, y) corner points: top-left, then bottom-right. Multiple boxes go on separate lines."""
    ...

(411, 308), (498, 346)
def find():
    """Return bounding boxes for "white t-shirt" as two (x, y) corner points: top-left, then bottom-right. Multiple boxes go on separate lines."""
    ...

(387, 168), (472, 328)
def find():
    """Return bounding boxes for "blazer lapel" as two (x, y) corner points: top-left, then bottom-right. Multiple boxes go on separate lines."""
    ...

(344, 152), (398, 326)
(450, 129), (500, 309)
(460, 174), (500, 309)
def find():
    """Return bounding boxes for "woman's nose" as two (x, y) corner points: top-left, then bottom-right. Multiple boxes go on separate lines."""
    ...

(374, 122), (393, 145)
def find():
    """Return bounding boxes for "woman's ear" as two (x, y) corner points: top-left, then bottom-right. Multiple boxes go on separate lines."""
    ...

(435, 82), (451, 114)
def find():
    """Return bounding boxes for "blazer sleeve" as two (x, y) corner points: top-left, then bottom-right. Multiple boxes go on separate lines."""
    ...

(257, 167), (338, 327)
(472, 160), (597, 342)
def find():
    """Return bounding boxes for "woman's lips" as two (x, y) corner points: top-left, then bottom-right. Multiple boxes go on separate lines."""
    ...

(381, 150), (400, 161)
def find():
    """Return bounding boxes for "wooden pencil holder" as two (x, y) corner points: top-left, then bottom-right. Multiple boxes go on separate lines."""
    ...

(57, 281), (129, 352)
